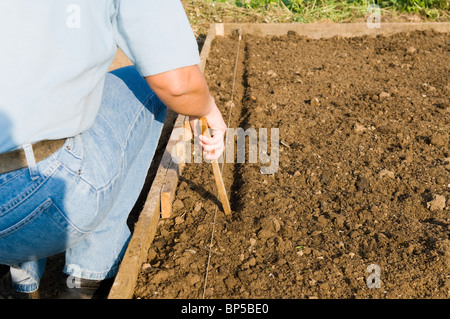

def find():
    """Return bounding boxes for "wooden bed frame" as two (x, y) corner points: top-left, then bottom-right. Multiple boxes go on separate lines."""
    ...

(107, 22), (450, 299)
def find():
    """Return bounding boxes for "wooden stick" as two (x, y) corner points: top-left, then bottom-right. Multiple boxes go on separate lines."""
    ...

(200, 117), (232, 216)
(160, 114), (187, 219)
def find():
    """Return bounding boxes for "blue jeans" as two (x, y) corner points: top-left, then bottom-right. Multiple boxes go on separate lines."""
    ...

(0, 66), (167, 293)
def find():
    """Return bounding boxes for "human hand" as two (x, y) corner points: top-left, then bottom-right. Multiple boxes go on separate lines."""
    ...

(189, 97), (226, 161)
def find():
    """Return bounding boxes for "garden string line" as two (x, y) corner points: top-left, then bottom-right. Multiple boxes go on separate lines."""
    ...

(202, 28), (242, 299)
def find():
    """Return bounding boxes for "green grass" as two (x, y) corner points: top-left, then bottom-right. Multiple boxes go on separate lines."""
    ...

(216, 0), (449, 12)
(208, 0), (449, 21)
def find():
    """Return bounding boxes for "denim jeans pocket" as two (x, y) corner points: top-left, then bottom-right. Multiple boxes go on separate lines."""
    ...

(0, 198), (91, 264)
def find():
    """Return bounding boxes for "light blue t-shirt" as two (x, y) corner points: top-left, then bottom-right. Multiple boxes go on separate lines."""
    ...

(0, 0), (200, 154)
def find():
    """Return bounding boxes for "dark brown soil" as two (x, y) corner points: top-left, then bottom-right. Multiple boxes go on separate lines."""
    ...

(134, 30), (449, 299)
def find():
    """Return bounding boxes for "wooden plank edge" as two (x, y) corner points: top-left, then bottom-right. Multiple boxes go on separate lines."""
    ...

(216, 22), (450, 38)
(199, 23), (217, 73)
(108, 167), (163, 299)
(160, 115), (187, 219)
(109, 114), (186, 297)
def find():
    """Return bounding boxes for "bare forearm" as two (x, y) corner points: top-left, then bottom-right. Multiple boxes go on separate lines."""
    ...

(145, 65), (213, 118)
(145, 64), (226, 160)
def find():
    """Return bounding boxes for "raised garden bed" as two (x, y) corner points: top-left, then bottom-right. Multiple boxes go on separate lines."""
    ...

(109, 23), (450, 299)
